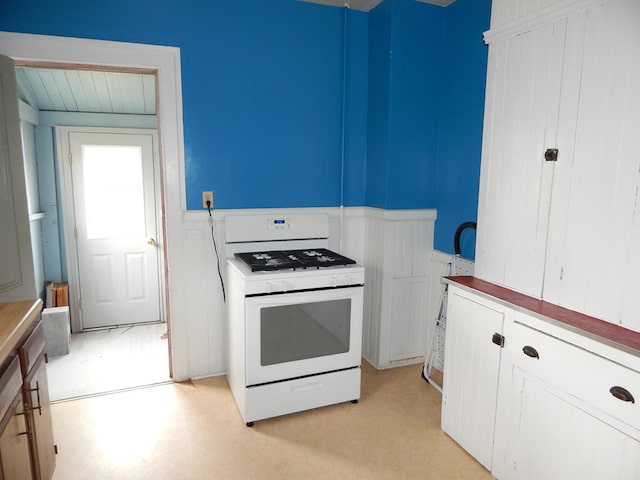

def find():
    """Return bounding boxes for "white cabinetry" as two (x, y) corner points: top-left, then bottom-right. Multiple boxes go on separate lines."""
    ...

(441, 288), (510, 470)
(475, 0), (640, 331)
(494, 317), (640, 480)
(442, 283), (640, 480)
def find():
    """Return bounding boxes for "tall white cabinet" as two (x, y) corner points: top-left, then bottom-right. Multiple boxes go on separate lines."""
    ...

(443, 1), (640, 477)
(475, 0), (640, 332)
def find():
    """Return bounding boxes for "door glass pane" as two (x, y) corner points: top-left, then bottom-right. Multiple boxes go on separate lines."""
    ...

(82, 145), (145, 239)
(260, 299), (351, 366)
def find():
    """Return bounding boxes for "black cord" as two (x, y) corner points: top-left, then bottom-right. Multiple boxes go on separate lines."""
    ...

(207, 203), (226, 302)
(453, 221), (477, 255)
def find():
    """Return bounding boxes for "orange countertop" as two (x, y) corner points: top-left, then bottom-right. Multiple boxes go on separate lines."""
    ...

(0, 299), (42, 363)
(446, 276), (640, 355)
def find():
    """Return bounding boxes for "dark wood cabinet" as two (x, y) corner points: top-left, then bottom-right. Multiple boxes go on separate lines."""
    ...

(0, 358), (33, 479)
(22, 352), (56, 480)
(0, 301), (56, 480)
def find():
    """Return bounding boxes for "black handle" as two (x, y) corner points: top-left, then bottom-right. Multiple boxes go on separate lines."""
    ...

(610, 386), (635, 404)
(30, 381), (42, 415)
(492, 333), (504, 347)
(522, 345), (539, 359)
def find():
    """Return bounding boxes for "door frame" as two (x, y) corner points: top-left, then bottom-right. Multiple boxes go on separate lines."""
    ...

(0, 31), (190, 381)
(56, 126), (165, 332)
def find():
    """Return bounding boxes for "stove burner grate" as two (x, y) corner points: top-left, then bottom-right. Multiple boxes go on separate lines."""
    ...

(235, 248), (357, 272)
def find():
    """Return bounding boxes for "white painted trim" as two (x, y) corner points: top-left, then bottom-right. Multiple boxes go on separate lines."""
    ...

(38, 111), (157, 129)
(430, 249), (454, 264)
(484, 0), (608, 44)
(54, 126), (81, 332)
(183, 206), (373, 224)
(0, 32), (189, 380)
(18, 99), (39, 125)
(183, 206), (437, 223)
(364, 207), (437, 221)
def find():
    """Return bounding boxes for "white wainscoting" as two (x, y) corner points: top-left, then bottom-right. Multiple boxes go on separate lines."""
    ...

(362, 209), (438, 369)
(181, 207), (439, 378)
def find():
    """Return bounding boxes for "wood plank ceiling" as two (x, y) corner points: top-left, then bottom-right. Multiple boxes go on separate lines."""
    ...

(16, 66), (156, 115)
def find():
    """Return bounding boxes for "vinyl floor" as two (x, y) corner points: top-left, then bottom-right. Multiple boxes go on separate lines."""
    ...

(46, 322), (171, 401)
(50, 362), (492, 480)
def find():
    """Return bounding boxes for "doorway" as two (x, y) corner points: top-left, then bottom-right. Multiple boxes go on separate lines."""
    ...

(15, 65), (171, 400)
(0, 31), (190, 383)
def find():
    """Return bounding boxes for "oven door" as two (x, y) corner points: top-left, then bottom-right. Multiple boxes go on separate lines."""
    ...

(245, 286), (363, 386)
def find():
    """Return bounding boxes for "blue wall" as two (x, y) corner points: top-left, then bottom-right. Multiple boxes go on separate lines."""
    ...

(0, 0), (490, 258)
(0, 0), (369, 210)
(365, 0), (489, 258)
(366, 0), (393, 208)
(366, 0), (445, 209)
(435, 0), (491, 258)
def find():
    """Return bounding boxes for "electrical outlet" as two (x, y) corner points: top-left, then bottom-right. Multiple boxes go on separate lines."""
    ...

(202, 191), (214, 209)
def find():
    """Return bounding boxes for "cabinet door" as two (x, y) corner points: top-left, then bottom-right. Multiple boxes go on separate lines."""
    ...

(475, 18), (567, 297)
(0, 54), (37, 302)
(441, 288), (507, 470)
(543, 0), (640, 330)
(498, 368), (640, 480)
(0, 394), (34, 480)
(24, 355), (55, 480)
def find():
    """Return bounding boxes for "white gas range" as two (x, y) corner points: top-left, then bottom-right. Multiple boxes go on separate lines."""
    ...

(224, 213), (364, 426)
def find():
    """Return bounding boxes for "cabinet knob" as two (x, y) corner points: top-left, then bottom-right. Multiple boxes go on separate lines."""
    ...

(492, 333), (505, 347)
(610, 386), (635, 404)
(522, 345), (539, 359)
(544, 148), (559, 162)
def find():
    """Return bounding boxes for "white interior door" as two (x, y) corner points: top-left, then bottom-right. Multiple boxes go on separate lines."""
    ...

(67, 130), (161, 329)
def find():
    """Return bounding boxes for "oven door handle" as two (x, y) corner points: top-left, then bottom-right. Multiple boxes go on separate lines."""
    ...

(245, 286), (363, 306)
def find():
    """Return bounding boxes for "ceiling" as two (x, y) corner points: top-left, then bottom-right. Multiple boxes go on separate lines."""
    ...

(299, 0), (455, 11)
(16, 66), (156, 115)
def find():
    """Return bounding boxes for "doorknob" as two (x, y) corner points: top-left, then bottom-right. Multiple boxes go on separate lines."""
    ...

(147, 237), (156, 245)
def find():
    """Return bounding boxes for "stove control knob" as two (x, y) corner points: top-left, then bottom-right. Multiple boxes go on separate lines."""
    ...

(263, 282), (273, 294)
(331, 276), (339, 288)
(342, 275), (351, 286)
(280, 280), (288, 292)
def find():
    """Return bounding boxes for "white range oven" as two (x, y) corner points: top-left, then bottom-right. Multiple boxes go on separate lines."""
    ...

(224, 213), (364, 426)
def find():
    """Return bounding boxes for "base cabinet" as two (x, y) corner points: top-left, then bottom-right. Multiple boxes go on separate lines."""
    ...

(443, 285), (640, 480)
(0, 301), (55, 480)
(494, 369), (640, 480)
(0, 359), (33, 480)
(441, 289), (508, 470)
(22, 355), (55, 480)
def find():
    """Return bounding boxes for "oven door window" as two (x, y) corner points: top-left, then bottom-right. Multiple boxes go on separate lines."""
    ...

(260, 299), (351, 366)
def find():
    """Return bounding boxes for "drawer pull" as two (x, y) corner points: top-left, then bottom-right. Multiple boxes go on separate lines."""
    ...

(522, 345), (539, 359)
(610, 386), (635, 404)
(29, 381), (42, 415)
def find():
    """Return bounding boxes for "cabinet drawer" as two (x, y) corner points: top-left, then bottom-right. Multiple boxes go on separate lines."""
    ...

(19, 321), (45, 375)
(508, 319), (640, 431)
(0, 357), (22, 424)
